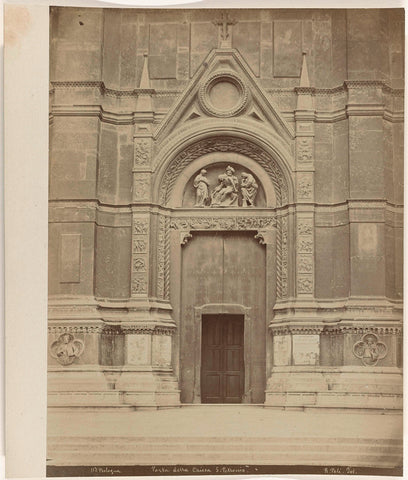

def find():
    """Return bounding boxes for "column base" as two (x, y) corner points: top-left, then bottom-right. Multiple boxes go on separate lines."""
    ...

(265, 366), (402, 411)
(48, 366), (181, 408)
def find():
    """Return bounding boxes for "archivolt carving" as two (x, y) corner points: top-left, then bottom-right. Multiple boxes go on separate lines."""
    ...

(159, 137), (289, 206)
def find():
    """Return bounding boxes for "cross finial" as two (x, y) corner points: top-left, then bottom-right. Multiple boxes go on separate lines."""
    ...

(213, 11), (237, 48)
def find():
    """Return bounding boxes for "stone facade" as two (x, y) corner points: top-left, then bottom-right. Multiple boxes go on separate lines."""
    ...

(48, 8), (403, 410)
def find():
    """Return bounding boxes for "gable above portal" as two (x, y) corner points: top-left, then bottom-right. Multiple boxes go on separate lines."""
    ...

(153, 49), (295, 145)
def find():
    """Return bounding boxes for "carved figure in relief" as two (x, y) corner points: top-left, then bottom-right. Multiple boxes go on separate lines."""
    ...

(353, 333), (387, 366)
(210, 165), (239, 207)
(240, 172), (258, 207)
(50, 333), (85, 366)
(193, 169), (210, 207)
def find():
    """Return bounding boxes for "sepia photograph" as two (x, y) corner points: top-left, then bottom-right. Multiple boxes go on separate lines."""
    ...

(13, 4), (406, 477)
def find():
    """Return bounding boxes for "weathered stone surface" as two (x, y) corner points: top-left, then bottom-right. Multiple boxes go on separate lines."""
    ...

(50, 117), (99, 199)
(94, 226), (131, 298)
(48, 8), (403, 415)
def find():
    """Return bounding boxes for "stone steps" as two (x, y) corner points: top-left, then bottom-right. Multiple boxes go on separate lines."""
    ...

(47, 436), (402, 467)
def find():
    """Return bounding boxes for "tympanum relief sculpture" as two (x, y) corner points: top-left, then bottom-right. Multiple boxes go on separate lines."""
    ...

(193, 169), (210, 207)
(192, 165), (259, 208)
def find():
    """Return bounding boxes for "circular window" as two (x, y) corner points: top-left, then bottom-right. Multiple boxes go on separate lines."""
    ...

(199, 71), (249, 117)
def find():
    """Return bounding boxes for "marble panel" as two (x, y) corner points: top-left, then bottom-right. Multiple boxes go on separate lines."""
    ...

(292, 335), (319, 366)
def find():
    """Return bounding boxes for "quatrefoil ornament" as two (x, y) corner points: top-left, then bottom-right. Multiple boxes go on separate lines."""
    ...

(50, 333), (85, 366)
(352, 333), (387, 366)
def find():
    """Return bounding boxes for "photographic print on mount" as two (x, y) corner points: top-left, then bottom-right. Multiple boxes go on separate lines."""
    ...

(47, 6), (404, 477)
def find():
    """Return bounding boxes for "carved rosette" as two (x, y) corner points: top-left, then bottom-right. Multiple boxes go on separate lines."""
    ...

(296, 217), (314, 296)
(131, 216), (149, 296)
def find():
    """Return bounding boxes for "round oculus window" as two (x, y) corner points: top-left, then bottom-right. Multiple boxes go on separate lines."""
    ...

(199, 72), (248, 117)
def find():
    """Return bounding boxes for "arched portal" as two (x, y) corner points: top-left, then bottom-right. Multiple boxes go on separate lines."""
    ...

(155, 135), (293, 404)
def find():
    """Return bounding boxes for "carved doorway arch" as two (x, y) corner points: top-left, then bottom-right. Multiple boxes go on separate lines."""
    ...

(157, 136), (292, 207)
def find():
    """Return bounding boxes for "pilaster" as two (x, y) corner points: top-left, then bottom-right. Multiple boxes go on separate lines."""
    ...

(294, 53), (316, 301)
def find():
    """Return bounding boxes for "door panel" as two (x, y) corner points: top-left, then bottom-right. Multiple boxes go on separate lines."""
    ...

(201, 315), (244, 403)
(180, 231), (266, 403)
(181, 233), (223, 403)
(223, 232), (266, 403)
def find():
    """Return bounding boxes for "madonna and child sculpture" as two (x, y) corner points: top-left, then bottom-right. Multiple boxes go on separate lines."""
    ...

(193, 165), (258, 208)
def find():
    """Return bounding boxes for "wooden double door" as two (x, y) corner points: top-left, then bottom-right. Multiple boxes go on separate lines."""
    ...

(201, 314), (244, 403)
(179, 231), (267, 404)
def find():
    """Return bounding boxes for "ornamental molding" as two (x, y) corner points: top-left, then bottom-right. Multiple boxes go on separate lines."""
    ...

(50, 80), (403, 98)
(322, 326), (402, 336)
(120, 325), (175, 335)
(270, 325), (324, 335)
(270, 324), (402, 336)
(48, 324), (175, 335)
(169, 215), (276, 231)
(157, 215), (170, 300)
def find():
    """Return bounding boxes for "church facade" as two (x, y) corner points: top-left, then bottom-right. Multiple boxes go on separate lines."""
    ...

(48, 8), (404, 411)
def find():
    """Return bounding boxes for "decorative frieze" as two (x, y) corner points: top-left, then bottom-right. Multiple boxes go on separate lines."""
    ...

(270, 325), (324, 336)
(48, 325), (175, 335)
(131, 215), (149, 296)
(121, 325), (175, 335)
(169, 215), (276, 231)
(322, 326), (402, 336)
(296, 216), (314, 296)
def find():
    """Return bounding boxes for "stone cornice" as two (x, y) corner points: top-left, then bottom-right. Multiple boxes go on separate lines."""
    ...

(49, 200), (403, 228)
(50, 80), (403, 98)
(50, 104), (404, 126)
(49, 79), (404, 126)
